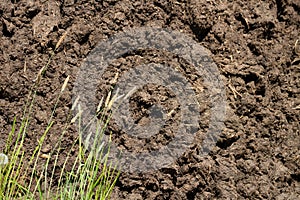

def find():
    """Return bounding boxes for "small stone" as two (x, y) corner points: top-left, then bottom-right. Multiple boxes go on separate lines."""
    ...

(40, 154), (50, 159)
(41, 144), (51, 153)
(0, 153), (8, 165)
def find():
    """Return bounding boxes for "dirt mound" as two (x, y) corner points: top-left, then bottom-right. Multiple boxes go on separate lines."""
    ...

(1, 0), (299, 199)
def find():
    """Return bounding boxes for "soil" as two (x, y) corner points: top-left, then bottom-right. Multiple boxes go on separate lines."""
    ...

(1, 0), (300, 199)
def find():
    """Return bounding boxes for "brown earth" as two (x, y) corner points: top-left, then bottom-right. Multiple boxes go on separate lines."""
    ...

(0, 0), (300, 199)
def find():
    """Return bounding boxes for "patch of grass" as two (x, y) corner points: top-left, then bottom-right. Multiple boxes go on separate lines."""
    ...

(0, 33), (119, 199)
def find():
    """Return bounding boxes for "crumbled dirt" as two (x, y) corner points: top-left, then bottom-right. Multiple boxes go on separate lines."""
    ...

(0, 0), (299, 199)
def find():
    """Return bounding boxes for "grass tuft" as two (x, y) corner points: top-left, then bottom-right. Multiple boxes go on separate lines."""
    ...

(0, 43), (119, 199)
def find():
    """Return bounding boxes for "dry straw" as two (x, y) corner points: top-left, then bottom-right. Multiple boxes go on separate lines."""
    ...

(55, 30), (69, 51)
(61, 75), (70, 92)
